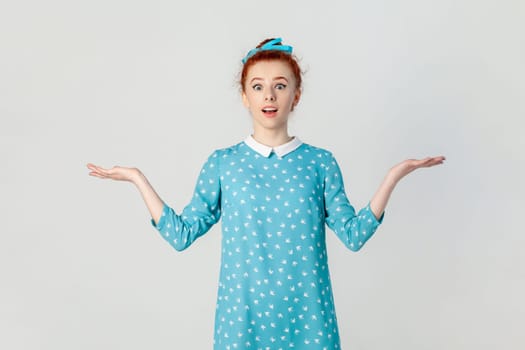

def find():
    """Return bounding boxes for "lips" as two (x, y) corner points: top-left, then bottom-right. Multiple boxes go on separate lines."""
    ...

(262, 106), (278, 117)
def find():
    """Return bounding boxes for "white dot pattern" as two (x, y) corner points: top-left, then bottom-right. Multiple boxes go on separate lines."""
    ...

(152, 141), (384, 349)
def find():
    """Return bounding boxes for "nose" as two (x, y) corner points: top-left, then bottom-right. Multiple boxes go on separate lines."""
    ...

(265, 90), (276, 101)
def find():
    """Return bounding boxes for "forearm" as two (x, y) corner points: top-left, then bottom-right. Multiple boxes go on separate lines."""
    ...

(369, 170), (401, 220)
(369, 155), (446, 219)
(132, 170), (165, 225)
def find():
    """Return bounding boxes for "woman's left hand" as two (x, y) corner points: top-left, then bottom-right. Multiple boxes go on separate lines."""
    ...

(369, 156), (446, 219)
(389, 156), (446, 182)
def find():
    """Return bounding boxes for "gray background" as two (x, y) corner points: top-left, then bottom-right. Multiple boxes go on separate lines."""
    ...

(1, 0), (524, 349)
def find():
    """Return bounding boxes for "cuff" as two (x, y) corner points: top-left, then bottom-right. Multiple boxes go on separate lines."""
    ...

(366, 201), (385, 225)
(150, 203), (170, 230)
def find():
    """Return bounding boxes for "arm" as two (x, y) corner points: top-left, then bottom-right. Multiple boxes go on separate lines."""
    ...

(87, 151), (222, 251)
(324, 155), (384, 251)
(369, 156), (446, 220)
(324, 154), (445, 251)
(87, 164), (165, 224)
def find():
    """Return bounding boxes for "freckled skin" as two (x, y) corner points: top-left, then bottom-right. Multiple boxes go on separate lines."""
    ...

(242, 60), (301, 143)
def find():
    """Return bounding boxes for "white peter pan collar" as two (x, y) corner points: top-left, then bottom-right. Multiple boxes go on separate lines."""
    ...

(244, 135), (303, 158)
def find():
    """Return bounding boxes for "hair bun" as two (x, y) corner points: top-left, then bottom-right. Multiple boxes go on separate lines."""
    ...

(256, 38), (280, 49)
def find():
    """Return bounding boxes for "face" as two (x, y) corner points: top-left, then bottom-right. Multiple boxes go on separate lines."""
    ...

(242, 60), (301, 133)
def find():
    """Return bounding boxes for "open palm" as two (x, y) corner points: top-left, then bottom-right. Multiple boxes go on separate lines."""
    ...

(86, 163), (139, 182)
(390, 156), (446, 180)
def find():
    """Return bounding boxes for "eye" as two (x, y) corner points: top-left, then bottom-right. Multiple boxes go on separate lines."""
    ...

(275, 83), (287, 90)
(252, 84), (263, 91)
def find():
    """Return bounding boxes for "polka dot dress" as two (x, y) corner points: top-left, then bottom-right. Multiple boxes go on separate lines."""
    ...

(152, 136), (384, 349)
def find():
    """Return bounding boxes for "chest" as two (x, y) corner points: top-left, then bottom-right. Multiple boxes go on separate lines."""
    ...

(219, 155), (324, 210)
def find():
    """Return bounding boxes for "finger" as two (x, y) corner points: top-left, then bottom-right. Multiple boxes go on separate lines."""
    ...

(87, 163), (102, 170)
(409, 158), (436, 170)
(431, 156), (445, 162)
(88, 171), (108, 179)
(414, 158), (432, 167)
(425, 158), (445, 167)
(87, 163), (100, 171)
(95, 165), (112, 174)
(421, 156), (445, 164)
(92, 166), (113, 177)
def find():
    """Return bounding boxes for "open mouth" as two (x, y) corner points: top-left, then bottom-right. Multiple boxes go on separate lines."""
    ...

(262, 107), (278, 117)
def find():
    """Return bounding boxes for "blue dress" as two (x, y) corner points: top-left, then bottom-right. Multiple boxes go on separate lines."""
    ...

(151, 136), (384, 349)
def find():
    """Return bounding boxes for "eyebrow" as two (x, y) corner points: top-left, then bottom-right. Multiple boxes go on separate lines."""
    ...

(273, 76), (289, 82)
(249, 76), (290, 84)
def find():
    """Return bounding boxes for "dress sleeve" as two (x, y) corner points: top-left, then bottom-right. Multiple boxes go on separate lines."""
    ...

(323, 153), (384, 252)
(150, 151), (222, 251)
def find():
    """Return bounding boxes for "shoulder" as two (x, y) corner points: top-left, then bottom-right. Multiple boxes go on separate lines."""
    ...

(202, 141), (249, 170)
(298, 142), (336, 161)
(298, 143), (343, 179)
(209, 141), (246, 159)
(196, 143), (243, 177)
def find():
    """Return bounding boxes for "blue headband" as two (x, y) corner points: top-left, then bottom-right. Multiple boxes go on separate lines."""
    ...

(242, 38), (293, 64)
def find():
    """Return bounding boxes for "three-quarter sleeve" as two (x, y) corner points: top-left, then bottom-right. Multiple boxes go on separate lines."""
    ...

(150, 151), (222, 251)
(323, 153), (384, 252)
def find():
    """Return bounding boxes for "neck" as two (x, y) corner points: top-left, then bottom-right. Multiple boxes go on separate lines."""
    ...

(252, 127), (292, 147)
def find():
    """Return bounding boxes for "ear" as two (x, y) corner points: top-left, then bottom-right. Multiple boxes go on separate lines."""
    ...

(242, 91), (250, 108)
(291, 89), (301, 111)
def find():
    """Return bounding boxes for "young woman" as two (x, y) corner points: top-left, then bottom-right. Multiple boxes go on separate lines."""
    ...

(87, 38), (445, 349)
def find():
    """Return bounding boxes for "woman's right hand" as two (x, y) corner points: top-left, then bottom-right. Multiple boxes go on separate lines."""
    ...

(87, 163), (141, 183)
(87, 163), (164, 222)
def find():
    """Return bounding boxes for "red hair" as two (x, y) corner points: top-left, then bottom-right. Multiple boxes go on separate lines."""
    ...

(240, 38), (302, 92)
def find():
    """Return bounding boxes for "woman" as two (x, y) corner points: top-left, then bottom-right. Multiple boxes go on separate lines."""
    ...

(87, 38), (445, 349)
